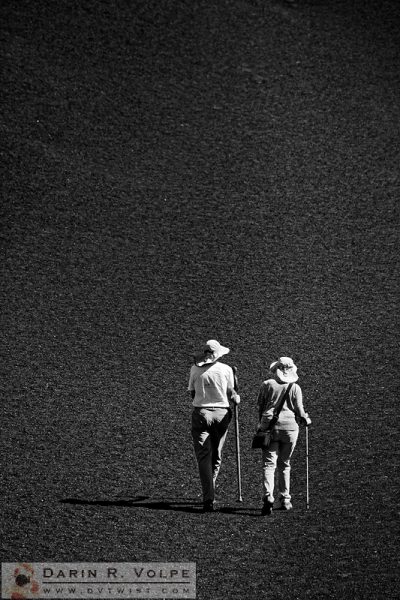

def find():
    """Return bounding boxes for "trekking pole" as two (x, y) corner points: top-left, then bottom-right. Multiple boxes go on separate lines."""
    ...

(306, 425), (309, 510)
(232, 366), (243, 502)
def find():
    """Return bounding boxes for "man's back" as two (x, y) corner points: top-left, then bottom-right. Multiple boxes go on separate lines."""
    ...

(188, 362), (233, 407)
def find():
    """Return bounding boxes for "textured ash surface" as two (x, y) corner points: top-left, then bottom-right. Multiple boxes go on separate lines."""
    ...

(1, 0), (399, 598)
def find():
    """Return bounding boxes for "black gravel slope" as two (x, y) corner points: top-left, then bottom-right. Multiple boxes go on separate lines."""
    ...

(1, 1), (399, 599)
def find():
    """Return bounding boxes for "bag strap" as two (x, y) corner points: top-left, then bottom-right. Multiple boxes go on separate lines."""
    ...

(274, 383), (293, 417)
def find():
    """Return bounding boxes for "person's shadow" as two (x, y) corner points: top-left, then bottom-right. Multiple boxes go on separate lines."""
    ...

(60, 496), (203, 514)
(60, 496), (262, 516)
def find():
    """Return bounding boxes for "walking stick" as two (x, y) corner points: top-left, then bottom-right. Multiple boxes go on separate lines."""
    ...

(306, 424), (309, 510)
(232, 366), (243, 502)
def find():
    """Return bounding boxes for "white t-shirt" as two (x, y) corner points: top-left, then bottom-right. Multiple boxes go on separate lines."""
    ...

(188, 361), (234, 407)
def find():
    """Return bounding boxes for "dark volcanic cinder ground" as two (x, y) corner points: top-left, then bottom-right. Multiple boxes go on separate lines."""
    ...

(1, 0), (399, 599)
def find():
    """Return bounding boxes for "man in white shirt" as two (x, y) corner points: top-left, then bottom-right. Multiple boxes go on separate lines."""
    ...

(188, 339), (240, 512)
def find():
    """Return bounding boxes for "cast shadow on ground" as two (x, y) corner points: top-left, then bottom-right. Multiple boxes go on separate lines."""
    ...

(60, 497), (263, 516)
(61, 497), (204, 514)
(218, 506), (263, 517)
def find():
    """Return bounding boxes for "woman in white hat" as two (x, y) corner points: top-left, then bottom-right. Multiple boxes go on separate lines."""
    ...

(256, 357), (311, 515)
(188, 340), (240, 512)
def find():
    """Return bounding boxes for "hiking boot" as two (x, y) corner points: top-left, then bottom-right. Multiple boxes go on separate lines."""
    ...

(261, 499), (274, 516)
(280, 499), (293, 510)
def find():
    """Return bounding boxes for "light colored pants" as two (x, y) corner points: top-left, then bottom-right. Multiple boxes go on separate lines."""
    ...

(191, 407), (232, 502)
(262, 428), (299, 502)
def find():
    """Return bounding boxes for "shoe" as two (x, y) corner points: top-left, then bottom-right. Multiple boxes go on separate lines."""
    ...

(261, 499), (274, 516)
(280, 499), (293, 510)
(202, 500), (215, 513)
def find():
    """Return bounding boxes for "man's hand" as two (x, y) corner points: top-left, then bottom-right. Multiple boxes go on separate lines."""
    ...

(231, 391), (241, 405)
(300, 415), (312, 426)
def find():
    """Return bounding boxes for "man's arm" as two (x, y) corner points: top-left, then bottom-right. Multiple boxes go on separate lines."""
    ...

(227, 367), (240, 404)
(228, 388), (241, 404)
(188, 367), (196, 401)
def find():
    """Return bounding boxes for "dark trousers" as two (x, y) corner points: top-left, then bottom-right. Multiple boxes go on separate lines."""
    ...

(191, 407), (232, 502)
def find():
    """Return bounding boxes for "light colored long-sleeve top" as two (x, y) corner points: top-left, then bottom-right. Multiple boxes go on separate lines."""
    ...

(257, 378), (309, 431)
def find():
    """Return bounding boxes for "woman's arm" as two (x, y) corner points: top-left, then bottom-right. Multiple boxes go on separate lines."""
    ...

(257, 383), (267, 421)
(292, 384), (311, 424)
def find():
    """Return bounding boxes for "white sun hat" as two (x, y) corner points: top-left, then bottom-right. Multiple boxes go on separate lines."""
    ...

(270, 356), (298, 383)
(194, 339), (230, 367)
